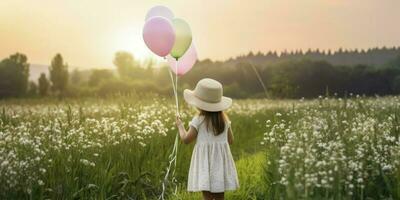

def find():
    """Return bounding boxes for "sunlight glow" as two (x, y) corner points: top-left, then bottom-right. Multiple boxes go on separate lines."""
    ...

(0, 0), (399, 67)
(110, 26), (165, 64)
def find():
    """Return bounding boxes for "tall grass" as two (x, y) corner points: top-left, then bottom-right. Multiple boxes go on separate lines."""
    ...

(263, 96), (400, 199)
(0, 96), (399, 199)
(0, 96), (265, 199)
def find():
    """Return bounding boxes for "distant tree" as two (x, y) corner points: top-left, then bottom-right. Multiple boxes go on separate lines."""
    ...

(386, 55), (400, 68)
(70, 68), (81, 85)
(142, 58), (156, 79)
(306, 49), (312, 55)
(113, 51), (140, 79)
(392, 75), (400, 94)
(49, 54), (69, 97)
(38, 73), (49, 96)
(88, 69), (114, 87)
(255, 51), (264, 57)
(0, 53), (30, 97)
(27, 81), (38, 96)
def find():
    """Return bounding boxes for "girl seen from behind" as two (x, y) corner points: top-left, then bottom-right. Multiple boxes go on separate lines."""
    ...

(175, 78), (239, 200)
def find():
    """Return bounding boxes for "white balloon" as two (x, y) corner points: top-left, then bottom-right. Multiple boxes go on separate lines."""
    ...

(145, 5), (174, 21)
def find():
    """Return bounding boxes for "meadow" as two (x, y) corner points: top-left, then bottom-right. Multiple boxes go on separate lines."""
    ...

(0, 95), (399, 199)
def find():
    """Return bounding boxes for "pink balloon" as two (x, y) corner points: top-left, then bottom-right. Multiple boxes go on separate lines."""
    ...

(143, 17), (175, 57)
(167, 43), (198, 76)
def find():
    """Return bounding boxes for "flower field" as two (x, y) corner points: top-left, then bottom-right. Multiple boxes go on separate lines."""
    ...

(262, 96), (400, 199)
(0, 96), (399, 199)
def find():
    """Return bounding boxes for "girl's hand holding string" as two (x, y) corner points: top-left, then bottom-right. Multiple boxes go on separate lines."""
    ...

(175, 114), (183, 128)
(175, 114), (197, 144)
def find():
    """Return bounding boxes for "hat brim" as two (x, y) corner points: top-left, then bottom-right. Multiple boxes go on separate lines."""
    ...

(183, 89), (232, 112)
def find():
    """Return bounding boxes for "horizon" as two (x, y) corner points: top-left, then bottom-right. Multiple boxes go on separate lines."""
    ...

(28, 45), (400, 67)
(27, 45), (400, 82)
(1, 0), (400, 68)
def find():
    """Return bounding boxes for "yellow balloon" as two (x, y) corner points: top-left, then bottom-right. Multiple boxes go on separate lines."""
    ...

(170, 18), (192, 60)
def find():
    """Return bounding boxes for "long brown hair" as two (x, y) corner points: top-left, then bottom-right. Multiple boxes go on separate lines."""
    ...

(199, 110), (228, 136)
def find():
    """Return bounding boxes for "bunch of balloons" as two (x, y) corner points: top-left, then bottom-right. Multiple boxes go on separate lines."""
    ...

(143, 5), (197, 76)
(142, 6), (197, 199)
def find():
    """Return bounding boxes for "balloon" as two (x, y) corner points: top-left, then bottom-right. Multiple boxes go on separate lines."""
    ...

(145, 5), (174, 21)
(143, 17), (175, 57)
(170, 18), (192, 60)
(167, 43), (197, 76)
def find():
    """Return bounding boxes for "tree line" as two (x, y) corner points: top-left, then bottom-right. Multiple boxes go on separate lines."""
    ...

(182, 57), (400, 98)
(0, 53), (69, 98)
(1, 47), (400, 99)
(229, 46), (400, 67)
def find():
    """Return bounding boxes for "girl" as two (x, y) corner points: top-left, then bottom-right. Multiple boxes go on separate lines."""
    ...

(175, 78), (239, 200)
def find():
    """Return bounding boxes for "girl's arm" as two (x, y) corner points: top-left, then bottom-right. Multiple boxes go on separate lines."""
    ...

(227, 126), (234, 145)
(176, 115), (197, 144)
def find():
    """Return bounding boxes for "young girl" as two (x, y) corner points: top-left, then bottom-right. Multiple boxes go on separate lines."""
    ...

(175, 78), (239, 200)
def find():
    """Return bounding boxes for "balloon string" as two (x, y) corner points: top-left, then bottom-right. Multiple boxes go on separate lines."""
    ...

(159, 63), (180, 200)
(171, 59), (179, 193)
(159, 133), (179, 200)
(168, 60), (179, 114)
(168, 69), (177, 105)
(175, 60), (179, 114)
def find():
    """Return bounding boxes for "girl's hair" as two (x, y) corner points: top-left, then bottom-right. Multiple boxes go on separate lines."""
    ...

(199, 110), (228, 136)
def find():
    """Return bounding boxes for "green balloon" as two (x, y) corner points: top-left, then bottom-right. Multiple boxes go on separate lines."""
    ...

(170, 18), (192, 60)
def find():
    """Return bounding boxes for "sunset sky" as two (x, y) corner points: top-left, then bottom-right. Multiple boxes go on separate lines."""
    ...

(0, 0), (399, 68)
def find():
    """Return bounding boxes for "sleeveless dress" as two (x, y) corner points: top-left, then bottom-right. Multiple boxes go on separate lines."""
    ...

(187, 116), (240, 193)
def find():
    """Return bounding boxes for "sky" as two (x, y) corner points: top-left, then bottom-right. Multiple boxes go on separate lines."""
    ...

(0, 0), (399, 68)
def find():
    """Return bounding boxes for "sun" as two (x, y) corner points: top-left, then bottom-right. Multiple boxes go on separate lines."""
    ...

(111, 26), (164, 63)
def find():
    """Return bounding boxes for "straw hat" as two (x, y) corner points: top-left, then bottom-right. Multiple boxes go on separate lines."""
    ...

(183, 78), (232, 112)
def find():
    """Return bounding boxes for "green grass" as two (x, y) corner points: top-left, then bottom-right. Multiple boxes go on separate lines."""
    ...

(170, 152), (266, 200)
(0, 97), (268, 199)
(0, 96), (399, 199)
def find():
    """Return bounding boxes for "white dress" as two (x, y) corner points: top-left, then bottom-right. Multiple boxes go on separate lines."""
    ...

(187, 116), (240, 193)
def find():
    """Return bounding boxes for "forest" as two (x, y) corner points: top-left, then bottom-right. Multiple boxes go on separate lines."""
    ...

(1, 46), (400, 99)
